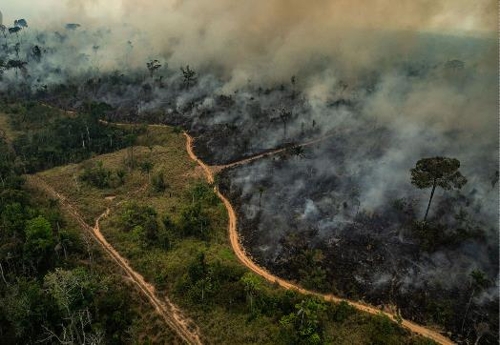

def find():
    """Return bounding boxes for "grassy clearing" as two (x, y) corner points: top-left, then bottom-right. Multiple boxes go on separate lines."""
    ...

(39, 126), (198, 221)
(39, 123), (435, 344)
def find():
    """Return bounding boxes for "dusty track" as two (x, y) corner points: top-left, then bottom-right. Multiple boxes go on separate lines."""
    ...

(184, 133), (455, 345)
(27, 175), (202, 345)
(214, 132), (337, 172)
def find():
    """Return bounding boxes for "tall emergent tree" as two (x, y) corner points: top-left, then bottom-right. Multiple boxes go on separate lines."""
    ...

(146, 59), (161, 78)
(181, 65), (197, 89)
(241, 272), (261, 312)
(410, 156), (467, 221)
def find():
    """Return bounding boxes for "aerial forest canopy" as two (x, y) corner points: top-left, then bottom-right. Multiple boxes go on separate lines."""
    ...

(0, 1), (498, 344)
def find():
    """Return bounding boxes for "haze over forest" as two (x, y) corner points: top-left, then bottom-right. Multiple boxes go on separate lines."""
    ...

(0, 1), (498, 344)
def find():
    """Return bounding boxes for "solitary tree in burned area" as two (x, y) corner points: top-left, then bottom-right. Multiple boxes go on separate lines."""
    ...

(410, 156), (467, 221)
(14, 19), (28, 28)
(275, 108), (292, 140)
(146, 59), (161, 78)
(181, 65), (197, 89)
(0, 25), (7, 38)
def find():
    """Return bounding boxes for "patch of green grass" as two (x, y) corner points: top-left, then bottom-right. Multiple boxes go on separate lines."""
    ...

(218, 247), (236, 261)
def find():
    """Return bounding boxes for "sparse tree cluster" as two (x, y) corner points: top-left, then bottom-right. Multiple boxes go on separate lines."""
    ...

(5, 102), (137, 172)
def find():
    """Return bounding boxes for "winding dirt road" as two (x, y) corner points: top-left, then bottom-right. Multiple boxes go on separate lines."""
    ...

(94, 118), (454, 344)
(27, 175), (202, 345)
(183, 133), (455, 345)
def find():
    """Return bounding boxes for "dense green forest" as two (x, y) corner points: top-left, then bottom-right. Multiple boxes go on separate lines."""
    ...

(2, 102), (138, 172)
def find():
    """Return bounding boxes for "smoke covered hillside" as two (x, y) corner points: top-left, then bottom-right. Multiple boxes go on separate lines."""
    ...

(0, 1), (498, 343)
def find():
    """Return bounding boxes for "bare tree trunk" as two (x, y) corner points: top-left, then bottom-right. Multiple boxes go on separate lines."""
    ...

(424, 181), (437, 221)
(0, 263), (8, 284)
(82, 233), (93, 271)
(461, 288), (475, 334)
(86, 125), (91, 145)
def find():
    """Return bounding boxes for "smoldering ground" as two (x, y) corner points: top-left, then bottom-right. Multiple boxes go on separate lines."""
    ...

(0, 1), (498, 343)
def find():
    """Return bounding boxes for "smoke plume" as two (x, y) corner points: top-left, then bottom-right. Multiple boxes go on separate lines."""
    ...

(0, 1), (497, 341)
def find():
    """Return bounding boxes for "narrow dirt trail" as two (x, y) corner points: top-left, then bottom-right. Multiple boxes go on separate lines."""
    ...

(27, 175), (202, 345)
(215, 132), (337, 172)
(184, 133), (455, 345)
